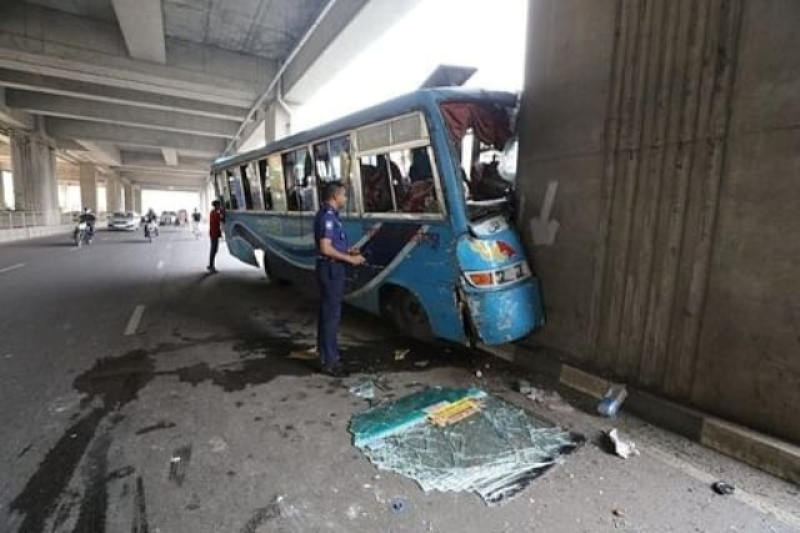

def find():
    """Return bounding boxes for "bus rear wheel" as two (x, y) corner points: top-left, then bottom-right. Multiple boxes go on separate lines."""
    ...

(384, 288), (433, 341)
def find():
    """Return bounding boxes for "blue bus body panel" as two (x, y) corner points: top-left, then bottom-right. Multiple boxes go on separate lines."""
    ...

(456, 218), (545, 344)
(224, 212), (469, 344)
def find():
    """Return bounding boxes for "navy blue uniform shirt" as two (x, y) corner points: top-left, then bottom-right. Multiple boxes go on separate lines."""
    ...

(314, 204), (348, 257)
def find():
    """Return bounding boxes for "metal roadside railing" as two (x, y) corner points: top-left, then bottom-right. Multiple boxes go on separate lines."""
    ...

(0, 210), (101, 229)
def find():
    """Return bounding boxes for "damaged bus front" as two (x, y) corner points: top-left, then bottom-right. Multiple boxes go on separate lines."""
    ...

(439, 94), (545, 345)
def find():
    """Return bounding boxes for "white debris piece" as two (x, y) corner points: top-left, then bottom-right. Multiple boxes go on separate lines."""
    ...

(607, 429), (639, 459)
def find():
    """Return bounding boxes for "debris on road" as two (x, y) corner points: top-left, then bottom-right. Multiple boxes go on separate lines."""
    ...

(349, 387), (583, 505)
(389, 497), (409, 515)
(712, 481), (735, 495)
(414, 360), (430, 368)
(597, 384), (628, 417)
(517, 380), (533, 395)
(394, 349), (410, 361)
(168, 443), (193, 486)
(612, 508), (625, 517)
(606, 429), (639, 459)
(239, 495), (305, 533)
(288, 346), (318, 361)
(475, 370), (483, 378)
(349, 378), (376, 400)
(524, 387), (575, 413)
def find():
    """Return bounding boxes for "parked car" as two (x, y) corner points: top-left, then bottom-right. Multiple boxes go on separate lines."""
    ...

(107, 211), (140, 231)
(159, 211), (178, 226)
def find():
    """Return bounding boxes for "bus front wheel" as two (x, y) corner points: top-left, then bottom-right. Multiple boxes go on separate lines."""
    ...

(384, 288), (433, 341)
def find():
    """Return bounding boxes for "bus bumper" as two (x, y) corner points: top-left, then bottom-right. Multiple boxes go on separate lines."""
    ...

(464, 279), (544, 346)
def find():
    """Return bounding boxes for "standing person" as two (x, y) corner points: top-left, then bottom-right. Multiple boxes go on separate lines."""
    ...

(315, 182), (365, 377)
(191, 208), (202, 238)
(207, 200), (224, 273)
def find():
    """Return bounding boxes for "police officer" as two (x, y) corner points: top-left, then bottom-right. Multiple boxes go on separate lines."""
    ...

(315, 182), (365, 377)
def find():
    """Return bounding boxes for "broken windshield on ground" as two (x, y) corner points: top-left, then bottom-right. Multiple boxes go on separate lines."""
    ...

(441, 100), (519, 221)
(350, 387), (583, 506)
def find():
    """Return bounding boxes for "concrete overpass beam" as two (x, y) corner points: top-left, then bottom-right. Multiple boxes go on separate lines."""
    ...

(45, 119), (227, 156)
(0, 88), (34, 130)
(7, 91), (237, 138)
(75, 141), (121, 167)
(0, 69), (248, 121)
(162, 148), (178, 166)
(111, 0), (167, 64)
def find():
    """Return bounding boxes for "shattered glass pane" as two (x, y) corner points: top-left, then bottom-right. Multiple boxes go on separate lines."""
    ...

(350, 388), (582, 506)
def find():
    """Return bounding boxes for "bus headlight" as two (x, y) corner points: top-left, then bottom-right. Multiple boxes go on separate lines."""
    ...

(464, 261), (531, 288)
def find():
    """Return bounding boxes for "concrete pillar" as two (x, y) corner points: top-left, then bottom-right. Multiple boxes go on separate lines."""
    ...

(265, 100), (292, 143)
(518, 0), (800, 443)
(9, 130), (59, 224)
(79, 163), (99, 212)
(133, 186), (143, 214)
(0, 170), (5, 210)
(105, 174), (122, 213)
(123, 183), (134, 211)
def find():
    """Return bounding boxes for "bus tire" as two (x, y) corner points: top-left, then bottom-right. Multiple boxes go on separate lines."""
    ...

(263, 254), (275, 284)
(384, 287), (434, 341)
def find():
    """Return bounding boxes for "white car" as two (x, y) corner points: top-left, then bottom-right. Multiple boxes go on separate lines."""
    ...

(107, 211), (140, 231)
(159, 211), (178, 226)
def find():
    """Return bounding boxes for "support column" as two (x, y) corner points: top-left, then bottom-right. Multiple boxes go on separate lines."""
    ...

(123, 183), (134, 212)
(10, 130), (59, 224)
(79, 163), (99, 212)
(0, 169), (6, 210)
(106, 174), (122, 213)
(264, 100), (292, 143)
(133, 186), (143, 214)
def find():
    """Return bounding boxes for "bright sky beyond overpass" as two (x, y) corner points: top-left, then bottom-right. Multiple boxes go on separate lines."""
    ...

(293, 0), (528, 131)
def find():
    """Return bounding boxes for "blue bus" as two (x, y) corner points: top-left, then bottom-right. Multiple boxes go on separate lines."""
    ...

(211, 88), (544, 346)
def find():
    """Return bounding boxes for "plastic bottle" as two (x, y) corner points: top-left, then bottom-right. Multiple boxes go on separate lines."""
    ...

(597, 385), (628, 417)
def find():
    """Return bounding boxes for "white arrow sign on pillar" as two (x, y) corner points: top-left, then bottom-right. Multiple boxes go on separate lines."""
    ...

(530, 180), (560, 246)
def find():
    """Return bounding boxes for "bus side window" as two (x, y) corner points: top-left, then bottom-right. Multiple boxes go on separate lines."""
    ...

(226, 169), (240, 210)
(267, 155), (287, 211)
(316, 135), (355, 214)
(394, 147), (440, 214)
(239, 164), (257, 210)
(258, 159), (273, 210)
(284, 147), (315, 212)
(360, 153), (394, 213)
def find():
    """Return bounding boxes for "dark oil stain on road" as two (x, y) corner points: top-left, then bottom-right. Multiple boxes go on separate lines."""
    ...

(16, 443), (33, 459)
(135, 420), (177, 436)
(8, 312), (489, 531)
(9, 350), (154, 532)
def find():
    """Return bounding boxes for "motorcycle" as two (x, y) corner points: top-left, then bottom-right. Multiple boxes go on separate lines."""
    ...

(143, 219), (159, 242)
(73, 222), (93, 247)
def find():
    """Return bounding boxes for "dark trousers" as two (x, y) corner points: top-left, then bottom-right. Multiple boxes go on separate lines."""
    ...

(316, 260), (345, 369)
(209, 237), (219, 268)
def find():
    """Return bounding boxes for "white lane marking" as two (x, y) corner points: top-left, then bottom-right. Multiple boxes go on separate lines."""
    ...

(0, 263), (25, 274)
(124, 305), (146, 336)
(157, 260), (164, 270)
(645, 446), (800, 528)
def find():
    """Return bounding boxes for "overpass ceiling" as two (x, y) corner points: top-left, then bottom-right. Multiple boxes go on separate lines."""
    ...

(0, 0), (350, 191)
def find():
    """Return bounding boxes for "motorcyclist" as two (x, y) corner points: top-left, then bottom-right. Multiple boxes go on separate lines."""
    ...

(78, 207), (96, 240)
(144, 208), (159, 237)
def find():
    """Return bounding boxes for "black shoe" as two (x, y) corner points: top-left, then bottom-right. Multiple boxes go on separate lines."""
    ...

(321, 365), (349, 378)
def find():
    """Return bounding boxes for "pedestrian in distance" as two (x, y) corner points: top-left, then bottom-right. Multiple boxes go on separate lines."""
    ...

(314, 182), (365, 377)
(191, 208), (202, 239)
(207, 200), (224, 273)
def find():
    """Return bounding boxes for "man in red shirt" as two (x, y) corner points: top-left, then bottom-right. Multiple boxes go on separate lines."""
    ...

(207, 200), (224, 273)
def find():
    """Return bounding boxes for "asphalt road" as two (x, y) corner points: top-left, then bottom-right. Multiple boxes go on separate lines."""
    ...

(0, 227), (798, 532)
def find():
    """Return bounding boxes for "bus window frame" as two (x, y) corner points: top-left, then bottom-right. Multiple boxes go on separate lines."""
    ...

(354, 139), (447, 221)
(281, 145), (317, 216)
(313, 134), (358, 217)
